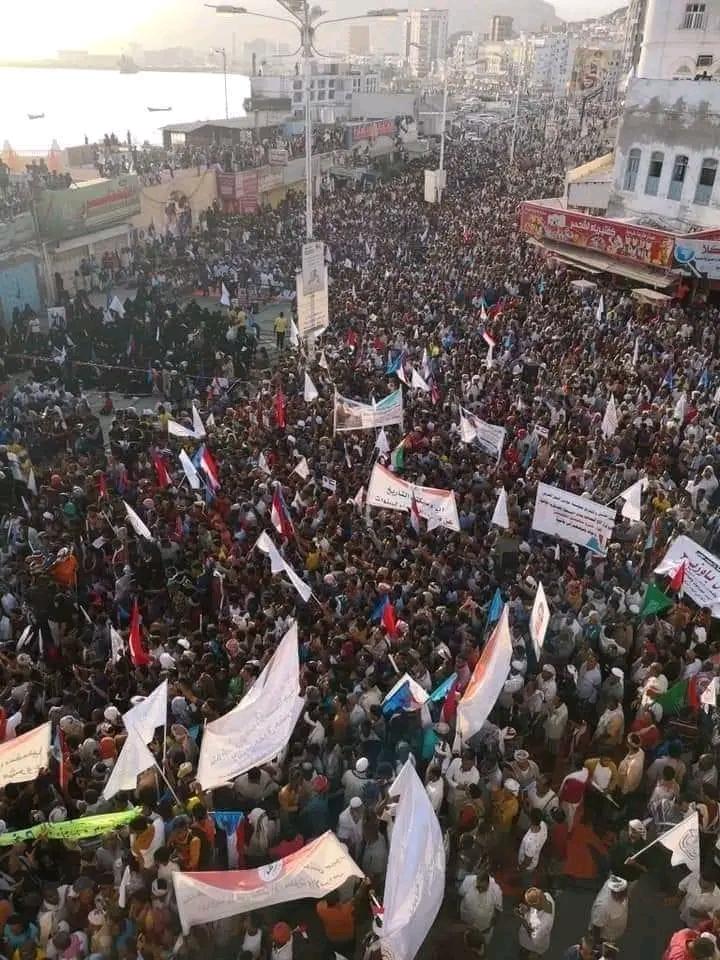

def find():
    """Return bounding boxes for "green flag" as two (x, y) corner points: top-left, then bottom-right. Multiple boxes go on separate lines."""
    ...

(0, 807), (141, 846)
(655, 677), (700, 716)
(390, 440), (405, 471)
(640, 582), (673, 618)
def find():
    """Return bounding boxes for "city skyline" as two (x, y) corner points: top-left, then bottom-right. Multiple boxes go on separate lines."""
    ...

(3, 0), (625, 60)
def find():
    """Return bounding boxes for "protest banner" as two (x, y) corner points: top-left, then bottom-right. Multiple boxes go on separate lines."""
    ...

(532, 482), (615, 553)
(366, 463), (460, 532)
(0, 807), (142, 846)
(460, 408), (506, 459)
(333, 389), (404, 433)
(173, 831), (363, 933)
(0, 722), (51, 788)
(655, 535), (720, 616)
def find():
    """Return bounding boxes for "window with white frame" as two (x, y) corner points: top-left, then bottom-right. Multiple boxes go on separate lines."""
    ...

(668, 154), (688, 200)
(644, 151), (664, 196)
(624, 148), (641, 191)
(695, 157), (718, 204)
(682, 2), (706, 28)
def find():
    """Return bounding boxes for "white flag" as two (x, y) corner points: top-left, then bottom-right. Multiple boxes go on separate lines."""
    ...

(110, 626), (125, 663)
(601, 394), (618, 439)
(293, 457), (310, 480)
(102, 728), (157, 800)
(380, 761), (445, 960)
(289, 318), (300, 347)
(110, 295), (125, 318)
(411, 367), (431, 392)
(530, 580), (550, 659)
(123, 680), (168, 744)
(702, 677), (719, 714)
(619, 479), (644, 522)
(206, 412), (216, 430)
(674, 391), (687, 423)
(198, 622), (304, 788)
(657, 812), (700, 872)
(595, 294), (604, 322)
(27, 468), (37, 495)
(456, 605), (512, 742)
(632, 337), (639, 368)
(124, 501), (154, 540)
(491, 487), (509, 529)
(304, 372), (319, 403)
(0, 722), (51, 788)
(255, 532), (312, 602)
(318, 349), (329, 371)
(192, 405), (207, 439)
(460, 412), (477, 444)
(220, 283), (231, 307)
(486, 343), (493, 370)
(353, 485), (365, 509)
(376, 428), (390, 455)
(258, 452), (271, 475)
(179, 450), (201, 490)
(167, 419), (197, 439)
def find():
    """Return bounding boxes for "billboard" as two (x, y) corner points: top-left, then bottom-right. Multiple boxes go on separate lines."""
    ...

(302, 241), (325, 295)
(296, 266), (329, 340)
(571, 48), (611, 97)
(519, 201), (676, 269)
(35, 175), (141, 241)
(674, 235), (720, 279)
(215, 170), (259, 213)
(268, 148), (289, 165)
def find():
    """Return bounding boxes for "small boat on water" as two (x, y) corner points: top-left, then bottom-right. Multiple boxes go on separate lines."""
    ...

(27, 113), (45, 120)
(147, 106), (172, 112)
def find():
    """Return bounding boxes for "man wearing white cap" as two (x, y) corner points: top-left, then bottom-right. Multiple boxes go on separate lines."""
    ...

(590, 875), (629, 944)
(341, 757), (370, 805)
(337, 797), (364, 858)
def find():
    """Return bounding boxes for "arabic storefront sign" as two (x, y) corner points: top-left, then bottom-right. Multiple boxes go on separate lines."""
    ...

(344, 119), (395, 148)
(519, 201), (676, 269)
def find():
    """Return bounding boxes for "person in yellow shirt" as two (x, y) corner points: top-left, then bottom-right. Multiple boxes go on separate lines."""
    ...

(274, 312), (288, 350)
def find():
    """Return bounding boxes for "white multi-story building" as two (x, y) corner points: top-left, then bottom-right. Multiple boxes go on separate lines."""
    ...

(527, 34), (578, 97)
(251, 63), (379, 123)
(637, 0), (720, 78)
(406, 8), (449, 77)
(608, 77), (720, 229)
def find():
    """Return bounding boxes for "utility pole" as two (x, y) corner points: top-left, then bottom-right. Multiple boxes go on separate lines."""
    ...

(437, 65), (448, 202)
(302, 2), (313, 240)
(510, 41), (525, 165)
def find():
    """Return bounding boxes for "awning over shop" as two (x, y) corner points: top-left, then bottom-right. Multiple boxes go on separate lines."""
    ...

(532, 239), (677, 288)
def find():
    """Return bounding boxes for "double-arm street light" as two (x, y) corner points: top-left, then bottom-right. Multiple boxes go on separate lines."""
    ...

(206, 2), (406, 240)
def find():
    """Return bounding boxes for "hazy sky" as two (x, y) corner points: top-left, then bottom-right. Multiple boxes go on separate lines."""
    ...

(3, 0), (623, 59)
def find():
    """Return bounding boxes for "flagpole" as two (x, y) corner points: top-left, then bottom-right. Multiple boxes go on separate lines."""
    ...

(153, 759), (181, 806)
(627, 812), (695, 862)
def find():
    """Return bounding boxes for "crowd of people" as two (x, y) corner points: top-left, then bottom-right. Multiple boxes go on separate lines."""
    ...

(0, 107), (719, 960)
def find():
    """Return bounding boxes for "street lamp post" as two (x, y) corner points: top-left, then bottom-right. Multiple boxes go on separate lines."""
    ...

(212, 46), (229, 119)
(206, 3), (407, 242)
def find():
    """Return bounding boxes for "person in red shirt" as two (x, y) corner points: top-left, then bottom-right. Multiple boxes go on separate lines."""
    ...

(663, 929), (716, 960)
